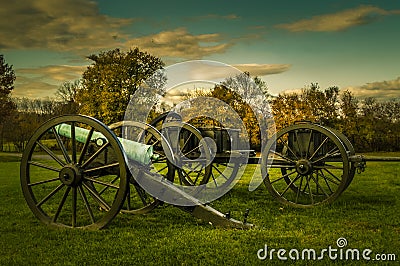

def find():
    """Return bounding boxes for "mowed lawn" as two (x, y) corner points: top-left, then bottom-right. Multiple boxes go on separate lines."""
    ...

(0, 152), (399, 265)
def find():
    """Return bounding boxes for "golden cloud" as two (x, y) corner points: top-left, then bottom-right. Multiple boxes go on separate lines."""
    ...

(13, 76), (59, 99)
(14, 65), (86, 98)
(0, 0), (132, 53)
(345, 77), (400, 100)
(17, 65), (86, 81)
(1, 1), (235, 60)
(126, 28), (232, 59)
(233, 64), (291, 76)
(276, 5), (400, 32)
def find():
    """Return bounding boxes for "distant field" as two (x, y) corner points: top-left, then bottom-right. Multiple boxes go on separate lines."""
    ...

(0, 152), (399, 265)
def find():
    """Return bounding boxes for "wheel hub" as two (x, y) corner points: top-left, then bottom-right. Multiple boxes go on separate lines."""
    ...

(59, 164), (83, 187)
(295, 159), (313, 176)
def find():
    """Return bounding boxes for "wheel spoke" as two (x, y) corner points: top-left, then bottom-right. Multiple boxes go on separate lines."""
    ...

(317, 170), (333, 194)
(194, 170), (204, 184)
(71, 122), (77, 163)
(294, 130), (303, 157)
(152, 164), (168, 173)
(282, 140), (299, 160)
(181, 132), (194, 151)
(81, 142), (111, 168)
(180, 169), (195, 185)
(133, 184), (150, 206)
(312, 148), (341, 164)
(211, 172), (218, 187)
(270, 170), (297, 184)
(53, 126), (71, 164)
(306, 130), (313, 158)
(36, 183), (65, 207)
(82, 182), (111, 211)
(309, 137), (328, 160)
(302, 176), (310, 193)
(72, 187), (77, 227)
(211, 164), (229, 181)
(78, 185), (95, 223)
(183, 143), (203, 157)
(149, 138), (161, 148)
(125, 186), (132, 210)
(28, 161), (61, 172)
(85, 177), (120, 190)
(310, 174), (330, 197)
(84, 162), (120, 174)
(322, 168), (342, 184)
(269, 150), (297, 164)
(279, 174), (301, 197)
(35, 141), (65, 167)
(295, 175), (304, 203)
(97, 176), (119, 195)
(307, 176), (314, 205)
(269, 164), (296, 168)
(78, 127), (94, 164)
(29, 177), (60, 187)
(53, 186), (71, 223)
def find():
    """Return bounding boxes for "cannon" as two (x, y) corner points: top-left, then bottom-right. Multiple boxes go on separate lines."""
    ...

(20, 115), (252, 229)
(20, 112), (399, 229)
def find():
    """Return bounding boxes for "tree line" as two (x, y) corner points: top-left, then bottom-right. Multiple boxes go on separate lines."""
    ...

(1, 50), (399, 153)
(270, 84), (400, 152)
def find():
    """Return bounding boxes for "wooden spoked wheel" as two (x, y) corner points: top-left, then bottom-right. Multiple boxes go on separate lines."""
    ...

(160, 121), (213, 186)
(261, 123), (350, 207)
(151, 112), (242, 190)
(108, 121), (175, 214)
(328, 127), (356, 189)
(20, 115), (128, 229)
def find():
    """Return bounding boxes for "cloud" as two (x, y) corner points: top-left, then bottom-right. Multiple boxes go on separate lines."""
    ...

(17, 65), (86, 82)
(126, 28), (232, 60)
(0, 0), (132, 53)
(13, 65), (86, 99)
(13, 76), (59, 99)
(233, 64), (291, 76)
(345, 77), (400, 100)
(1, 1), (234, 60)
(276, 5), (400, 32)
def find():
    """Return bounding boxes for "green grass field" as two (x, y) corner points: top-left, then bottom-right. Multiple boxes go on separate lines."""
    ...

(0, 152), (399, 265)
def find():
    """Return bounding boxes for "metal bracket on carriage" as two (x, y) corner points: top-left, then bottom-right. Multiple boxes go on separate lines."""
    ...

(189, 205), (253, 229)
(349, 154), (367, 174)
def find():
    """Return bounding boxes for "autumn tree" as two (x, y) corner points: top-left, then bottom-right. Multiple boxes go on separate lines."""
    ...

(77, 48), (164, 124)
(178, 73), (271, 150)
(55, 80), (81, 115)
(0, 55), (16, 151)
(271, 83), (340, 131)
(338, 90), (360, 144)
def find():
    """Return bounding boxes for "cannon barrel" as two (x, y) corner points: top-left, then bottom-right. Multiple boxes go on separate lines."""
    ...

(54, 123), (155, 165)
(362, 156), (400, 162)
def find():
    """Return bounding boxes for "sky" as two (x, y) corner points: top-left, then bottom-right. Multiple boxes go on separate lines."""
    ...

(1, 0), (400, 101)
